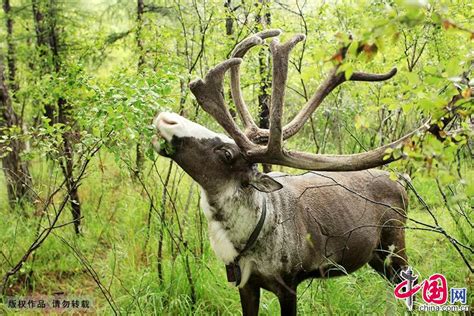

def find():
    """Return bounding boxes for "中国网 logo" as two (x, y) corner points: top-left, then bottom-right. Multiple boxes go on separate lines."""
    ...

(394, 267), (469, 312)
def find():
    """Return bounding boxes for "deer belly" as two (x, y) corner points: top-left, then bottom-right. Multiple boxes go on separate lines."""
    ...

(312, 227), (379, 277)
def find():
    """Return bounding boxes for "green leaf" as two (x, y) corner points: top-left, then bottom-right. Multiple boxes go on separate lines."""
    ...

(406, 72), (419, 85)
(344, 64), (354, 80)
(347, 41), (358, 58)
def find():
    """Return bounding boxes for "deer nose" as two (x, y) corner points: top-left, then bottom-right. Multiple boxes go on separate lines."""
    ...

(160, 113), (178, 126)
(154, 112), (179, 128)
(154, 112), (183, 141)
(162, 117), (178, 125)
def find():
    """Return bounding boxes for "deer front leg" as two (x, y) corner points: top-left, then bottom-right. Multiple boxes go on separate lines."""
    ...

(239, 281), (260, 316)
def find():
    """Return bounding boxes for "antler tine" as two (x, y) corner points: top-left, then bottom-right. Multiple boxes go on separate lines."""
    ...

(229, 29), (282, 137)
(267, 34), (306, 154)
(251, 120), (431, 171)
(189, 58), (256, 152)
(281, 66), (398, 141)
(231, 29), (282, 58)
(229, 36), (261, 132)
(189, 31), (462, 172)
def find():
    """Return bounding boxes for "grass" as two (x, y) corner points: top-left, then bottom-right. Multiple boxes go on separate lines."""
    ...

(0, 153), (472, 315)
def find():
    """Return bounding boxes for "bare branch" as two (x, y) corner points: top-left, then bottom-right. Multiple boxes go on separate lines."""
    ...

(0, 136), (105, 295)
(350, 68), (398, 81)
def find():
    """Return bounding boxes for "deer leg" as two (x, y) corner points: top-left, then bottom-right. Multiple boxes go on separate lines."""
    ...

(239, 282), (260, 316)
(368, 250), (387, 276)
(370, 228), (409, 284)
(274, 279), (297, 316)
(368, 250), (403, 283)
(387, 247), (409, 284)
(277, 290), (297, 316)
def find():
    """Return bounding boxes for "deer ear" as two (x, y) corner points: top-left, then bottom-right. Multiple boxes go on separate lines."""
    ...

(249, 173), (283, 193)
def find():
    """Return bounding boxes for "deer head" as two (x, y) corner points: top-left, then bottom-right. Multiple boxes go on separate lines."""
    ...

(153, 112), (282, 196)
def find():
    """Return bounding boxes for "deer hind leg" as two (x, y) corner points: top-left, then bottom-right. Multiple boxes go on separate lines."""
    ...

(276, 287), (297, 316)
(369, 225), (409, 284)
(239, 280), (260, 316)
(271, 276), (297, 316)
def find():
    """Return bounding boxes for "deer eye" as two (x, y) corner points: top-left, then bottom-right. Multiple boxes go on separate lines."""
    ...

(215, 146), (235, 163)
(223, 149), (233, 162)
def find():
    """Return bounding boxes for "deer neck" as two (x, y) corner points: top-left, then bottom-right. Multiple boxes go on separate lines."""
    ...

(199, 183), (267, 264)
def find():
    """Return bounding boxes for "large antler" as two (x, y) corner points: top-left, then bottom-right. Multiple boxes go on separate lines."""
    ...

(190, 30), (431, 171)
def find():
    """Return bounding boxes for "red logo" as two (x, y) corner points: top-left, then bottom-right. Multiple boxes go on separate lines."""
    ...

(394, 268), (449, 310)
(422, 274), (448, 304)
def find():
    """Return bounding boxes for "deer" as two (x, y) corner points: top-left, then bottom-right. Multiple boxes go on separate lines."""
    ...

(152, 30), (430, 315)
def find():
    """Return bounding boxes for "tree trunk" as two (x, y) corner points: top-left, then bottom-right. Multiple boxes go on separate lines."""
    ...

(255, 0), (272, 173)
(31, 0), (55, 123)
(0, 62), (33, 207)
(135, 0), (145, 176)
(224, 0), (234, 36)
(1, 0), (33, 208)
(51, 10), (82, 234)
(3, 0), (17, 92)
(225, 0), (237, 118)
(32, 0), (82, 233)
(58, 97), (81, 234)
